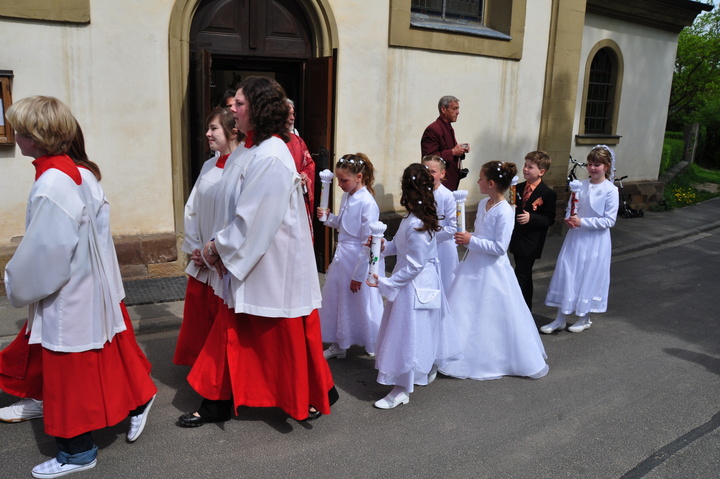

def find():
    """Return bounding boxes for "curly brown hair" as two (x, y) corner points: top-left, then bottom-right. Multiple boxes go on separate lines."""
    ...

(480, 161), (517, 193)
(335, 152), (375, 195)
(237, 76), (290, 144)
(400, 163), (441, 236)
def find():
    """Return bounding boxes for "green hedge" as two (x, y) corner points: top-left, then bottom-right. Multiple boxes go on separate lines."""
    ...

(665, 131), (684, 140)
(660, 137), (685, 175)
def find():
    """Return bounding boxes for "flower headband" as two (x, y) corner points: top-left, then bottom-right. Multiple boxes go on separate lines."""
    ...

(339, 157), (364, 165)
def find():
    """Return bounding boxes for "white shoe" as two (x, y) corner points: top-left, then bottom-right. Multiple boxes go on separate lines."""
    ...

(540, 318), (567, 334)
(31, 458), (96, 478)
(426, 365), (438, 385)
(0, 398), (43, 423)
(373, 390), (410, 409)
(323, 345), (346, 359)
(127, 394), (155, 442)
(568, 317), (592, 333)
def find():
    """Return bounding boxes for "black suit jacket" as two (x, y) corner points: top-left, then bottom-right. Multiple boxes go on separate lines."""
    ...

(509, 180), (557, 259)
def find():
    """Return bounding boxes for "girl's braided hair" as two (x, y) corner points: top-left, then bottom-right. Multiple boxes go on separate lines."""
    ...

(400, 163), (441, 235)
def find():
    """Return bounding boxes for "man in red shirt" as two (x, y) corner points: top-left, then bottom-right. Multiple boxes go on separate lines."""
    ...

(420, 95), (470, 191)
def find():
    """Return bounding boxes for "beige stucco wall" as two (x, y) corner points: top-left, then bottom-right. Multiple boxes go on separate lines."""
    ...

(330, 0), (553, 211)
(0, 0), (175, 248)
(571, 13), (678, 181)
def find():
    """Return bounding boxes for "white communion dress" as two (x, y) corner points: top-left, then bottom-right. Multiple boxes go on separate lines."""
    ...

(440, 198), (548, 380)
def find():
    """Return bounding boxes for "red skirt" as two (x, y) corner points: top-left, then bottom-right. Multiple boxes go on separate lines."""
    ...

(41, 303), (156, 438)
(173, 276), (222, 366)
(0, 303), (151, 403)
(187, 306), (335, 421)
(0, 322), (43, 399)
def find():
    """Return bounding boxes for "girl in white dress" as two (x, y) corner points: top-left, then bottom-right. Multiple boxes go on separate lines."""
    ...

(368, 164), (462, 409)
(440, 161), (549, 381)
(541, 145), (619, 334)
(422, 154), (458, 293)
(318, 153), (383, 359)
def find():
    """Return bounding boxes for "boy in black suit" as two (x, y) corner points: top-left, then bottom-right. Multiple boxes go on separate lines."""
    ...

(509, 151), (557, 311)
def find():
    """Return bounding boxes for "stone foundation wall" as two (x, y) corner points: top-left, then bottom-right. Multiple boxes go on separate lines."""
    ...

(0, 232), (183, 296)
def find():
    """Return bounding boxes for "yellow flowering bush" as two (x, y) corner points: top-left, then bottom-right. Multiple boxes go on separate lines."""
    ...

(673, 187), (697, 205)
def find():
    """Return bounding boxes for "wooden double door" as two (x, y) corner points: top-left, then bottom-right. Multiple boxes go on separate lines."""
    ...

(189, 0), (335, 270)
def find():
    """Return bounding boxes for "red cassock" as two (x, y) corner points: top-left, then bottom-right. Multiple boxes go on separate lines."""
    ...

(186, 306), (335, 421)
(0, 303), (156, 438)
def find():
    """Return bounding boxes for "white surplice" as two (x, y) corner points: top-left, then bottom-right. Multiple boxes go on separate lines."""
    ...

(213, 136), (321, 318)
(5, 167), (125, 353)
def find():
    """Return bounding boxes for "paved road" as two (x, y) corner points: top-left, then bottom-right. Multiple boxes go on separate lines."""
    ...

(1, 228), (718, 479)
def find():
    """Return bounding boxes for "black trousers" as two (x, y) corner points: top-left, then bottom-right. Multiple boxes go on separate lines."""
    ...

(513, 255), (536, 311)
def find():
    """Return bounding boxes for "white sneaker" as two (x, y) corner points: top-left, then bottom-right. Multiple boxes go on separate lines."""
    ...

(568, 317), (592, 333)
(31, 458), (96, 478)
(373, 389), (410, 409)
(323, 344), (346, 359)
(127, 394), (155, 442)
(540, 318), (566, 334)
(0, 398), (43, 423)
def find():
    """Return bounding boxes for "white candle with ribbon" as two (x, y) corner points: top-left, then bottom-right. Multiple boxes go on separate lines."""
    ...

(318, 169), (334, 222)
(509, 175), (519, 206)
(568, 180), (582, 216)
(367, 221), (387, 285)
(453, 190), (468, 233)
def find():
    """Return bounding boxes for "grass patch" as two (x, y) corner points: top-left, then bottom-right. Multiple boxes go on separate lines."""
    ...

(651, 164), (720, 211)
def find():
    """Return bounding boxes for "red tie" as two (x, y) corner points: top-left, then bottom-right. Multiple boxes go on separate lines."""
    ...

(522, 185), (533, 207)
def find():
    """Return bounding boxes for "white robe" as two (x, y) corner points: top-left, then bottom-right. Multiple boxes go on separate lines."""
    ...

(5, 167), (125, 352)
(375, 214), (462, 392)
(79, 168), (125, 302)
(440, 199), (548, 380)
(213, 136), (321, 318)
(182, 155), (225, 284)
(434, 184), (459, 293)
(319, 186), (383, 352)
(545, 179), (618, 315)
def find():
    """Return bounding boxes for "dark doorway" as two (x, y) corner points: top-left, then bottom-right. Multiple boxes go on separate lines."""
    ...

(189, 0), (335, 271)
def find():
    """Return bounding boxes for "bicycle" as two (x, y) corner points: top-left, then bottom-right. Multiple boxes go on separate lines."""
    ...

(566, 155), (586, 189)
(614, 175), (644, 218)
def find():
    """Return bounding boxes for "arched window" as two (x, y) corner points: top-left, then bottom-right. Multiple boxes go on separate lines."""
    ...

(585, 48), (615, 134)
(577, 42), (623, 145)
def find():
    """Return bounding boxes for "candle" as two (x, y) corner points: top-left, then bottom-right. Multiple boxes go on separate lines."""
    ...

(318, 169), (334, 222)
(568, 180), (582, 216)
(509, 175), (519, 205)
(367, 221), (387, 285)
(453, 190), (468, 233)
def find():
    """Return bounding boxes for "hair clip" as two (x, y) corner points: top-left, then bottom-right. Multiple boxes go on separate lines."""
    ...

(498, 174), (503, 178)
(412, 176), (416, 180)
(418, 200), (422, 204)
